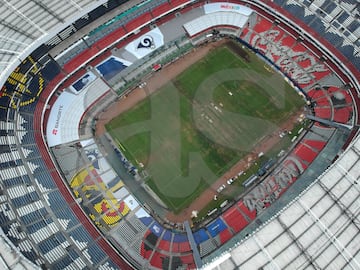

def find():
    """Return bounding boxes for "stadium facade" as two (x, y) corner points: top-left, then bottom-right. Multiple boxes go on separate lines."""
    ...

(0, 0), (359, 269)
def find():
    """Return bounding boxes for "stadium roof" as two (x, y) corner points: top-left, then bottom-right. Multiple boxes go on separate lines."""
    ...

(203, 135), (360, 269)
(0, 228), (39, 270)
(0, 0), (359, 269)
(0, 0), (108, 88)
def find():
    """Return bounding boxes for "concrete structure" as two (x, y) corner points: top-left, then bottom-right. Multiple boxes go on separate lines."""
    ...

(0, 0), (359, 269)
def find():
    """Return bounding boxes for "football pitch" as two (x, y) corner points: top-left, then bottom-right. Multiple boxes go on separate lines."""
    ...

(106, 42), (304, 213)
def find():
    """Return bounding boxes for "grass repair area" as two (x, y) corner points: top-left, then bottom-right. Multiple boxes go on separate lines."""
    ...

(106, 42), (304, 213)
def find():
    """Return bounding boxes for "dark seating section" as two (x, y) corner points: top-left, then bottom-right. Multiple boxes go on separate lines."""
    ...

(42, 0), (131, 51)
(0, 54), (123, 268)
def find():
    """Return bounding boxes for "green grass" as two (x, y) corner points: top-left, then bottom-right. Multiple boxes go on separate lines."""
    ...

(106, 42), (305, 213)
(147, 177), (210, 212)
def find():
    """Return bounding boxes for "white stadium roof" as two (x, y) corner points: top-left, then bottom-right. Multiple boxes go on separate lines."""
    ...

(0, 0), (108, 88)
(0, 228), (40, 270)
(204, 136), (360, 269)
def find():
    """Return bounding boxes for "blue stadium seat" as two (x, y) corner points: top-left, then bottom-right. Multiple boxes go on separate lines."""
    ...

(309, 18), (326, 33)
(26, 74), (42, 97)
(206, 218), (228, 238)
(86, 244), (107, 264)
(21, 249), (39, 262)
(40, 60), (61, 82)
(173, 233), (188, 243)
(28, 158), (49, 172)
(51, 248), (80, 270)
(338, 45), (356, 59)
(323, 32), (344, 47)
(100, 259), (119, 269)
(53, 207), (78, 229)
(21, 145), (41, 159)
(18, 113), (33, 128)
(37, 232), (67, 253)
(347, 20), (359, 32)
(52, 255), (75, 270)
(34, 171), (57, 190)
(336, 11), (349, 23)
(0, 211), (11, 224)
(149, 221), (164, 237)
(47, 190), (68, 211)
(273, 0), (287, 6)
(69, 225), (93, 243)
(18, 131), (34, 145)
(162, 230), (172, 241)
(193, 229), (209, 244)
(283, 4), (313, 24)
(11, 192), (40, 208)
(20, 208), (48, 225)
(2, 175), (32, 188)
(321, 2), (337, 14)
(18, 101), (38, 113)
(26, 218), (53, 234)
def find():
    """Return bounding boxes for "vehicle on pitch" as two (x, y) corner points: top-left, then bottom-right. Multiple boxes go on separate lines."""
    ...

(227, 178), (235, 185)
(217, 184), (226, 193)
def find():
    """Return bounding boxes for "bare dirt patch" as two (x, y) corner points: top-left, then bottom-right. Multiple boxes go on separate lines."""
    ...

(226, 41), (250, 62)
(95, 40), (226, 136)
(166, 110), (303, 223)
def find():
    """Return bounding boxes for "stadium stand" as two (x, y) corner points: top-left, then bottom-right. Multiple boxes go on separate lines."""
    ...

(204, 137), (360, 269)
(222, 207), (249, 233)
(0, 46), (132, 269)
(0, 0), (359, 269)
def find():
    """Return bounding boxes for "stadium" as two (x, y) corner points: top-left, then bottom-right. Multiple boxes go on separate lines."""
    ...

(0, 0), (359, 269)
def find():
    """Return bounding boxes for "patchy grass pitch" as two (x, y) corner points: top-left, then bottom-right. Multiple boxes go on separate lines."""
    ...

(106, 42), (304, 213)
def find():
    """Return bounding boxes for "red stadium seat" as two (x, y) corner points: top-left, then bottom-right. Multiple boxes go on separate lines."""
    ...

(270, 25), (286, 43)
(314, 107), (332, 119)
(140, 231), (154, 259)
(157, 239), (171, 252)
(292, 43), (307, 53)
(222, 207), (249, 233)
(96, 27), (127, 50)
(253, 17), (273, 34)
(149, 251), (166, 269)
(307, 89), (327, 100)
(125, 12), (152, 32)
(151, 2), (173, 18)
(280, 34), (297, 48)
(303, 140), (326, 151)
(314, 96), (331, 106)
(219, 229), (233, 244)
(172, 241), (191, 253)
(333, 107), (351, 123)
(293, 144), (318, 164)
(63, 47), (99, 73)
(88, 50), (112, 67)
(238, 201), (256, 220)
(179, 254), (196, 269)
(170, 0), (190, 8)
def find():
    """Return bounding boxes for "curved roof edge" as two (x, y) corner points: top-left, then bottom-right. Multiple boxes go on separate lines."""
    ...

(0, 0), (108, 90)
(0, 228), (40, 270)
(202, 131), (360, 269)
